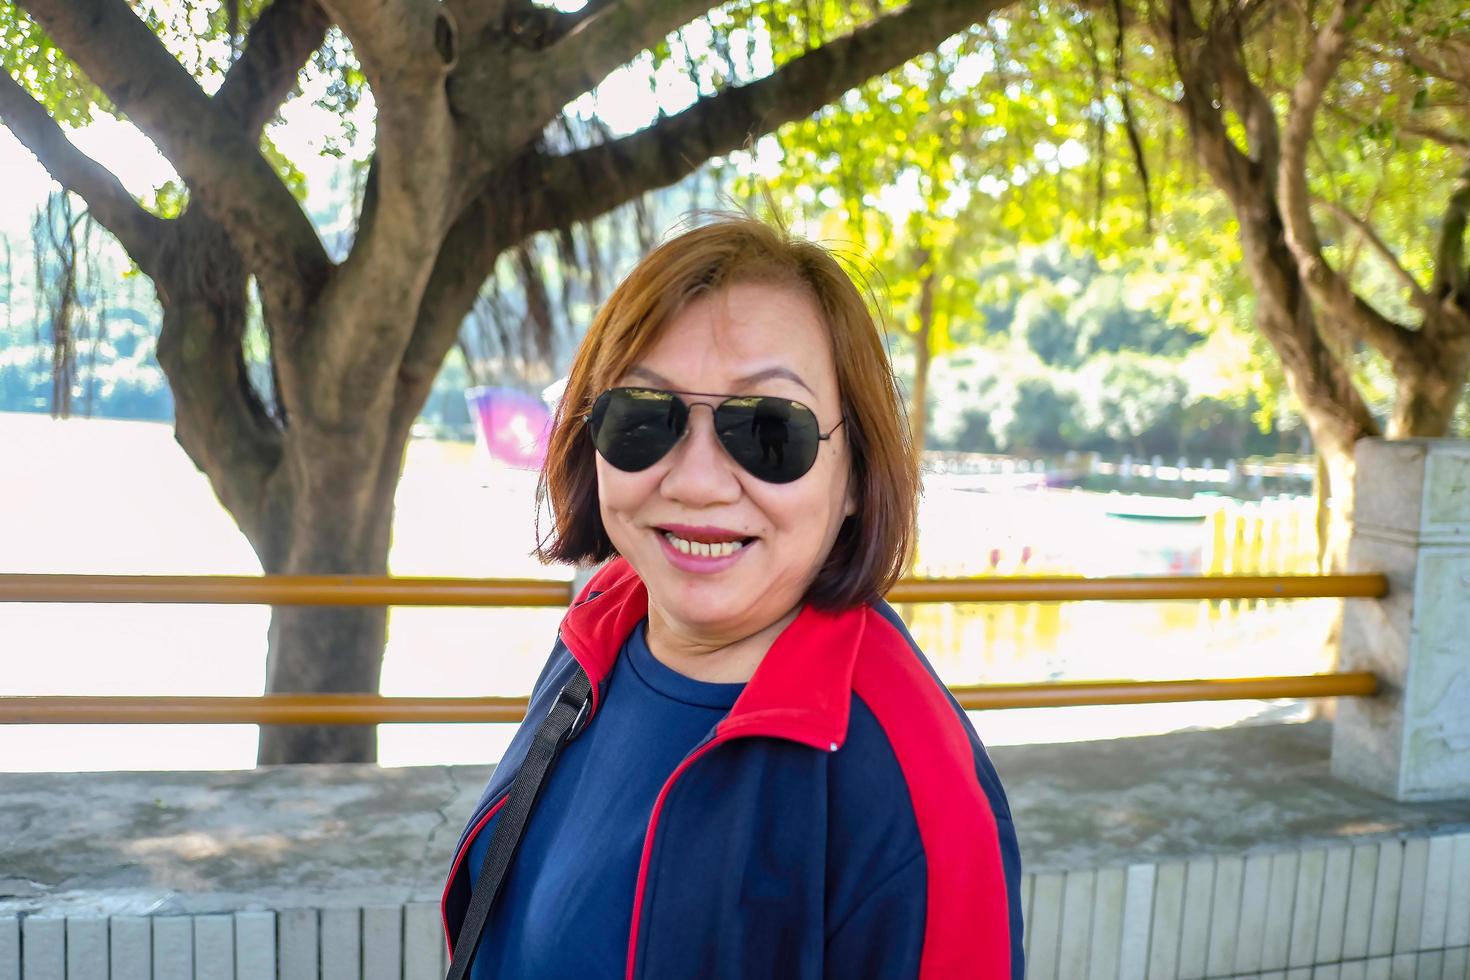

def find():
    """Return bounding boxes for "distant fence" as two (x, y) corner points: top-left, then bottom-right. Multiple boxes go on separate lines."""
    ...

(913, 492), (1320, 580)
(1203, 496), (1319, 576)
(923, 449), (1316, 490)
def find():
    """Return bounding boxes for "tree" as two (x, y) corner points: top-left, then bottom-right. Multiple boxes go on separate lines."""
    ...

(1120, 0), (1470, 566)
(1073, 350), (1187, 454)
(760, 36), (990, 454)
(766, 13), (1156, 454)
(27, 192), (107, 418)
(0, 0), (1016, 763)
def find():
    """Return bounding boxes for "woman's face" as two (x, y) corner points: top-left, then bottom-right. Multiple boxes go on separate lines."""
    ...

(595, 281), (856, 648)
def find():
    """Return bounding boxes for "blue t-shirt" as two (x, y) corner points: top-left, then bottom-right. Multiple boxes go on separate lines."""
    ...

(467, 619), (744, 979)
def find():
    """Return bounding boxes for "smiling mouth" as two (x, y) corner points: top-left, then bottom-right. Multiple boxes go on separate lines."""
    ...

(656, 528), (758, 559)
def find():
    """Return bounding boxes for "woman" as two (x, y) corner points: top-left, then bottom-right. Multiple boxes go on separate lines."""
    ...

(441, 217), (1024, 979)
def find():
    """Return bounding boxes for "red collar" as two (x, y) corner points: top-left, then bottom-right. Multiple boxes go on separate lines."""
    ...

(558, 558), (864, 751)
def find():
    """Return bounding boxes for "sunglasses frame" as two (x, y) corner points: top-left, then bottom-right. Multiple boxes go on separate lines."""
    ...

(584, 385), (847, 483)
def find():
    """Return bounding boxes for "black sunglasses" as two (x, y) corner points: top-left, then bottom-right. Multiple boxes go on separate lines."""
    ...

(586, 386), (845, 484)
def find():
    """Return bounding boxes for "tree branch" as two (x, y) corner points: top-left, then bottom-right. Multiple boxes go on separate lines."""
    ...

(1279, 0), (1360, 268)
(1141, 0), (1380, 457)
(485, 0), (619, 51)
(215, 0), (332, 135)
(0, 69), (169, 275)
(153, 211), (287, 550)
(1433, 163), (1470, 302)
(19, 0), (332, 313)
(1400, 121), (1470, 153)
(523, 0), (1011, 234)
(296, 1), (460, 422)
(318, 0), (458, 235)
(1313, 194), (1432, 308)
(543, 0), (619, 45)
(1214, 18), (1281, 177)
(451, 0), (719, 168)
(393, 190), (511, 441)
(321, 0), (456, 89)
(1158, 0), (1258, 201)
(442, 0), (494, 40)
(1276, 0), (1419, 361)
(528, 0), (715, 123)
(1394, 40), (1470, 97)
(400, 0), (1007, 433)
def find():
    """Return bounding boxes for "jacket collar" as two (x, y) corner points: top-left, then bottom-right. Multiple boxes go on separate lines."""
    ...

(558, 558), (863, 751)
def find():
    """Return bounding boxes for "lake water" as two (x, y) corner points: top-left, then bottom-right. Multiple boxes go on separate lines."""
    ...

(0, 412), (1335, 771)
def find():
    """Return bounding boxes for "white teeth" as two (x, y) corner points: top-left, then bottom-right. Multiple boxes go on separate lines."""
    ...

(663, 532), (746, 559)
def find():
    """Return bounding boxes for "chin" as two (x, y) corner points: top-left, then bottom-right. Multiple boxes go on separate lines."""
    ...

(652, 578), (755, 626)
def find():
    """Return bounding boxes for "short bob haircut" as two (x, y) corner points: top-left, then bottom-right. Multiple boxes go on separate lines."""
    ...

(536, 215), (918, 611)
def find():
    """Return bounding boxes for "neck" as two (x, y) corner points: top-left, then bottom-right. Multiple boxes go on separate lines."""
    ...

(643, 603), (802, 683)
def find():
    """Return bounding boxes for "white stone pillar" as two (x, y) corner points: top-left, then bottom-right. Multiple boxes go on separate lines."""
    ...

(1331, 438), (1470, 802)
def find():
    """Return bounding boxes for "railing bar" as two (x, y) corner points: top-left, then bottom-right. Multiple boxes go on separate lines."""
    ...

(0, 573), (1389, 605)
(889, 574), (1388, 602)
(0, 574), (575, 607)
(0, 673), (1380, 724)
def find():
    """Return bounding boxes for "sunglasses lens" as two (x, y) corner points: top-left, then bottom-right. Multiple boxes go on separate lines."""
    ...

(589, 388), (685, 471)
(714, 397), (821, 484)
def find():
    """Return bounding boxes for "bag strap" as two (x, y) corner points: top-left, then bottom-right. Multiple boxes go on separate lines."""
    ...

(445, 667), (593, 980)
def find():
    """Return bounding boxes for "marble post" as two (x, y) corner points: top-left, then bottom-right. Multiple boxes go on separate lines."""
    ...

(1331, 439), (1470, 802)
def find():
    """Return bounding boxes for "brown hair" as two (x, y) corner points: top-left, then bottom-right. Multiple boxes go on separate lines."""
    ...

(535, 215), (917, 610)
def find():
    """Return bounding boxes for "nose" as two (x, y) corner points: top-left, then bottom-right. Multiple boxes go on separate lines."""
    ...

(658, 403), (743, 506)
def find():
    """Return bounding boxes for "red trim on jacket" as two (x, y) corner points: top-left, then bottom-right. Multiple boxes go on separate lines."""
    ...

(622, 735), (727, 979)
(855, 609), (1013, 979)
(452, 557), (1014, 978)
(560, 558), (861, 750)
(440, 795), (510, 951)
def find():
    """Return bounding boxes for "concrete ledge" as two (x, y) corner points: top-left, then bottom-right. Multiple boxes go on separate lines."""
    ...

(5, 722), (1470, 978)
(1008, 720), (1470, 872)
(1, 761), (475, 919)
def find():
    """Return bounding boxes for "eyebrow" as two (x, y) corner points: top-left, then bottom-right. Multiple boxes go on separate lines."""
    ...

(624, 365), (815, 397)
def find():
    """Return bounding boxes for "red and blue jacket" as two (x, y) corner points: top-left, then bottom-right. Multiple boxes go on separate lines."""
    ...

(442, 558), (1024, 978)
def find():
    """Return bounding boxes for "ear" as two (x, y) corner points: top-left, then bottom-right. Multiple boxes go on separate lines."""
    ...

(843, 472), (858, 518)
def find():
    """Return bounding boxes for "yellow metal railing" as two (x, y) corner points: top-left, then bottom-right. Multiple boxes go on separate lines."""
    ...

(0, 674), (1380, 725)
(0, 572), (1387, 605)
(0, 572), (1387, 724)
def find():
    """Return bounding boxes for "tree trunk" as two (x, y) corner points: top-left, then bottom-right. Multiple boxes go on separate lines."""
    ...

(899, 268), (937, 631)
(149, 210), (428, 764)
(256, 447), (399, 764)
(908, 269), (937, 456)
(1387, 332), (1470, 438)
(1231, 204), (1376, 572)
(1307, 430), (1357, 573)
(252, 390), (415, 764)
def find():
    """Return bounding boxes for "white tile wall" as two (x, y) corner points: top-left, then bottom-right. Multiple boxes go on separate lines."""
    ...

(2, 837), (1468, 979)
(108, 916), (150, 978)
(65, 918), (107, 980)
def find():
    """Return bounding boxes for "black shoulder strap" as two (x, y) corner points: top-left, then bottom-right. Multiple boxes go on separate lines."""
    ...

(445, 667), (593, 980)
